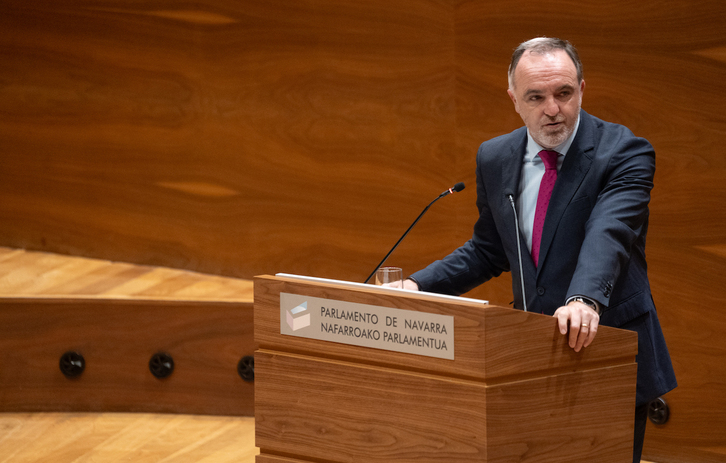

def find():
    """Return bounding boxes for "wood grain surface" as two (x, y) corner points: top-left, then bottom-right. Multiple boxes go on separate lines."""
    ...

(1, 1), (725, 461)
(256, 351), (635, 463)
(0, 412), (258, 462)
(0, 0), (461, 283)
(254, 275), (637, 383)
(254, 276), (637, 463)
(0, 297), (255, 416)
(0, 248), (256, 416)
(0, 246), (253, 301)
(0, 412), (659, 463)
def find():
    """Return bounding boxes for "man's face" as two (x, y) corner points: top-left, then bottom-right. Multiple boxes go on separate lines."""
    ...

(507, 50), (585, 149)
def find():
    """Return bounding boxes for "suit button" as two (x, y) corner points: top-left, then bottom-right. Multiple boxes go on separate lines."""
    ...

(537, 287), (545, 295)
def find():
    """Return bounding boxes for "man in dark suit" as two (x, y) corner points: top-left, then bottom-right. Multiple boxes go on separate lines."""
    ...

(401, 37), (677, 462)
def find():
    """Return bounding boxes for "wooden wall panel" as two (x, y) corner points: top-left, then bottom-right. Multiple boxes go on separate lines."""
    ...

(0, 0), (463, 285)
(1, 0), (725, 461)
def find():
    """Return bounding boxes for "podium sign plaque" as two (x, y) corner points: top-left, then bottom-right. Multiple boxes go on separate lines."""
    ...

(280, 292), (455, 360)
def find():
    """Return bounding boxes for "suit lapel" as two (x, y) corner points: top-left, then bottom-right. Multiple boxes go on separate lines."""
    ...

(536, 111), (596, 274)
(500, 136), (526, 201)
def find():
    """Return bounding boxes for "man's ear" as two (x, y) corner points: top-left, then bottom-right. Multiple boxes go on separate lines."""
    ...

(507, 88), (519, 114)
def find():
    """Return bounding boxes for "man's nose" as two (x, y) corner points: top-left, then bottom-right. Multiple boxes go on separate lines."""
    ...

(543, 97), (560, 117)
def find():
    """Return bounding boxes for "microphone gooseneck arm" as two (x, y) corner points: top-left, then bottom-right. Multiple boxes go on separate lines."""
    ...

(507, 194), (528, 312)
(364, 183), (465, 284)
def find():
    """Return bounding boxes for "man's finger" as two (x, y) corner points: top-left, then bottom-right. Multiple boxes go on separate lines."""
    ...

(583, 318), (599, 348)
(568, 311), (582, 348)
(574, 321), (589, 352)
(554, 308), (569, 335)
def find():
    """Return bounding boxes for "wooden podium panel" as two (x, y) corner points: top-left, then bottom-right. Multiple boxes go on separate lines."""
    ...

(254, 275), (638, 462)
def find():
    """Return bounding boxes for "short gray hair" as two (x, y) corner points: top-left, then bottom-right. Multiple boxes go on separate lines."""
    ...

(508, 37), (583, 88)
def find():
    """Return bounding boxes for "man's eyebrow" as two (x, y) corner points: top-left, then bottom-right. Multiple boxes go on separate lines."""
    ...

(523, 84), (576, 98)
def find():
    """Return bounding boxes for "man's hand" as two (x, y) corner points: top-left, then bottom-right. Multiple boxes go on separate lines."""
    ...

(381, 279), (420, 291)
(554, 300), (600, 352)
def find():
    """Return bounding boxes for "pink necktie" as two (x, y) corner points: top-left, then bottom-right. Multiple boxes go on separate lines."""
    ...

(531, 150), (559, 267)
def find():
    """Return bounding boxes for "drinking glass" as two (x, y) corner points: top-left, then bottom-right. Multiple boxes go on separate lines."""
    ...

(374, 266), (403, 287)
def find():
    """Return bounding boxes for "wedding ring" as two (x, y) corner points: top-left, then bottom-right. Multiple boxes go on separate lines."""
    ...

(581, 323), (589, 328)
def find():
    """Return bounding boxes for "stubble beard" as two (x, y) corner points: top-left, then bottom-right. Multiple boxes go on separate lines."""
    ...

(532, 118), (574, 150)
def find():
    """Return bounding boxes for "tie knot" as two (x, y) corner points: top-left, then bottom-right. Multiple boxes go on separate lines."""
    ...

(538, 150), (559, 170)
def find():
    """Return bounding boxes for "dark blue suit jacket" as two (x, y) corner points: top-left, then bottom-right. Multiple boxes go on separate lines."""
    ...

(411, 110), (676, 406)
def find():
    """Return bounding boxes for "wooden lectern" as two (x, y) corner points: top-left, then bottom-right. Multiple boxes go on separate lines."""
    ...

(254, 274), (638, 462)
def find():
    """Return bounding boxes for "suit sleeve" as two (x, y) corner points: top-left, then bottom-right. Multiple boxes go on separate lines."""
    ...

(410, 144), (511, 296)
(566, 131), (655, 310)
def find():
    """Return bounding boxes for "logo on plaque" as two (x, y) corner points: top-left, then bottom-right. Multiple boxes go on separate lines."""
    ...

(286, 301), (311, 331)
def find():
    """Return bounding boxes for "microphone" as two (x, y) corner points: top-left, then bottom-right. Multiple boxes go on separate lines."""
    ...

(445, 182), (466, 195)
(506, 193), (528, 312)
(364, 182), (466, 284)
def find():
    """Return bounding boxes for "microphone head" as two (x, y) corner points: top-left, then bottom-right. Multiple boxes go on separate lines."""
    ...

(453, 182), (465, 192)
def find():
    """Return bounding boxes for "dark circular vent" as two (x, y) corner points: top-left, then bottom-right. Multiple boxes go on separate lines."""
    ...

(59, 351), (85, 378)
(237, 355), (255, 382)
(149, 352), (175, 379)
(647, 397), (670, 425)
